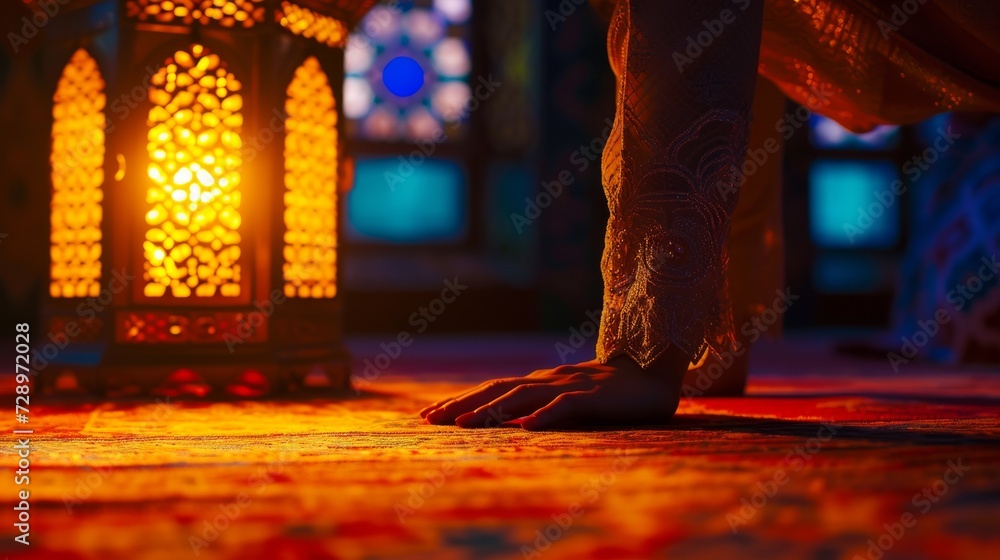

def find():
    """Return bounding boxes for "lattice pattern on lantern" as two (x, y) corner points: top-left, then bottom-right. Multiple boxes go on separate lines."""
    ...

(125, 0), (265, 27)
(277, 2), (349, 47)
(51, 49), (105, 299)
(283, 57), (338, 298)
(120, 311), (266, 343)
(145, 44), (243, 299)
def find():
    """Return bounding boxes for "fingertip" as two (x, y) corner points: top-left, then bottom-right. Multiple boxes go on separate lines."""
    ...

(454, 412), (477, 428)
(516, 415), (542, 430)
(500, 417), (526, 428)
(420, 398), (454, 419)
(424, 409), (450, 425)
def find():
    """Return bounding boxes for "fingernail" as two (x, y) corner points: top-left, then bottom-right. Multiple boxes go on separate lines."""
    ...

(501, 417), (528, 428)
(455, 412), (478, 427)
(419, 407), (438, 419)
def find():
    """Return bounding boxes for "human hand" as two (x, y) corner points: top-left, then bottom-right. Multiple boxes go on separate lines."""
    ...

(419, 350), (688, 430)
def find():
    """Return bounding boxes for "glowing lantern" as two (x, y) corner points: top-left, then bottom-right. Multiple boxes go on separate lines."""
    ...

(36, 0), (378, 396)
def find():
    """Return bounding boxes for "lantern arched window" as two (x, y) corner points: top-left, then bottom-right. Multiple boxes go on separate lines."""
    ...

(283, 56), (338, 299)
(144, 44), (244, 299)
(51, 49), (105, 299)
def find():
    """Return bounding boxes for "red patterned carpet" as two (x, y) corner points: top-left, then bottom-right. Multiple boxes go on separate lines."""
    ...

(2, 335), (999, 560)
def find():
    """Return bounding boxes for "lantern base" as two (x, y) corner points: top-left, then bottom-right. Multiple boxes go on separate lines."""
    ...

(43, 344), (353, 398)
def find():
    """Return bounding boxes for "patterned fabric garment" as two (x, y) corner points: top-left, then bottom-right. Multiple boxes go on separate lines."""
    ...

(592, 0), (1000, 367)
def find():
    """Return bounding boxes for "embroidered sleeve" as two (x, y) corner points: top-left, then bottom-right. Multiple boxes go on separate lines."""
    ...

(596, 0), (764, 367)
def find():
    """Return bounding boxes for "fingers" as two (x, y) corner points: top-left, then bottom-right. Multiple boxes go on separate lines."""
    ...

(420, 362), (607, 425)
(419, 375), (523, 418)
(425, 378), (535, 425)
(419, 380), (497, 417)
(420, 367), (566, 418)
(454, 383), (571, 428)
(519, 389), (598, 431)
(419, 399), (453, 419)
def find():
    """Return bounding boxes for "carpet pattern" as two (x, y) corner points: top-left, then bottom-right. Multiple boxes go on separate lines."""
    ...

(1, 336), (999, 560)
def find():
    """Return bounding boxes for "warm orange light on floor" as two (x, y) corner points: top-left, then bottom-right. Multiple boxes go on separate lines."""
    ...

(145, 44), (243, 299)
(125, 0), (265, 27)
(278, 2), (348, 47)
(283, 57), (338, 298)
(51, 49), (105, 299)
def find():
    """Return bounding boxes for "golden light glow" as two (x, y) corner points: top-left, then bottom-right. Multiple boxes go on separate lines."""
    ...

(51, 49), (105, 299)
(145, 44), (242, 299)
(125, 0), (265, 27)
(278, 2), (348, 47)
(283, 57), (338, 299)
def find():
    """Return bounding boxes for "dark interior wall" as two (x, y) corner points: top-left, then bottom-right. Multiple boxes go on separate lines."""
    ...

(536, 0), (614, 331)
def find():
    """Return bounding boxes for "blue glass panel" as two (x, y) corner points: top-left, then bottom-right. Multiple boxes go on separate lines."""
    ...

(809, 114), (900, 150)
(347, 157), (466, 243)
(383, 56), (425, 97)
(809, 159), (901, 249)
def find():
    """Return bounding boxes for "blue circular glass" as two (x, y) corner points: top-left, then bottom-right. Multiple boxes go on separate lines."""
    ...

(382, 56), (425, 97)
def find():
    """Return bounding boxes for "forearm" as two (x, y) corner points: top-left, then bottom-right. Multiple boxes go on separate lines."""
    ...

(596, 0), (764, 368)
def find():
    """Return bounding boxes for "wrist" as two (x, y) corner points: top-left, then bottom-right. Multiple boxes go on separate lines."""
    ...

(606, 346), (690, 378)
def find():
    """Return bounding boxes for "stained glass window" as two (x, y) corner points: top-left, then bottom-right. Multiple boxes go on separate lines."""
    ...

(809, 114), (900, 150)
(51, 49), (105, 298)
(343, 0), (472, 141)
(144, 44), (243, 299)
